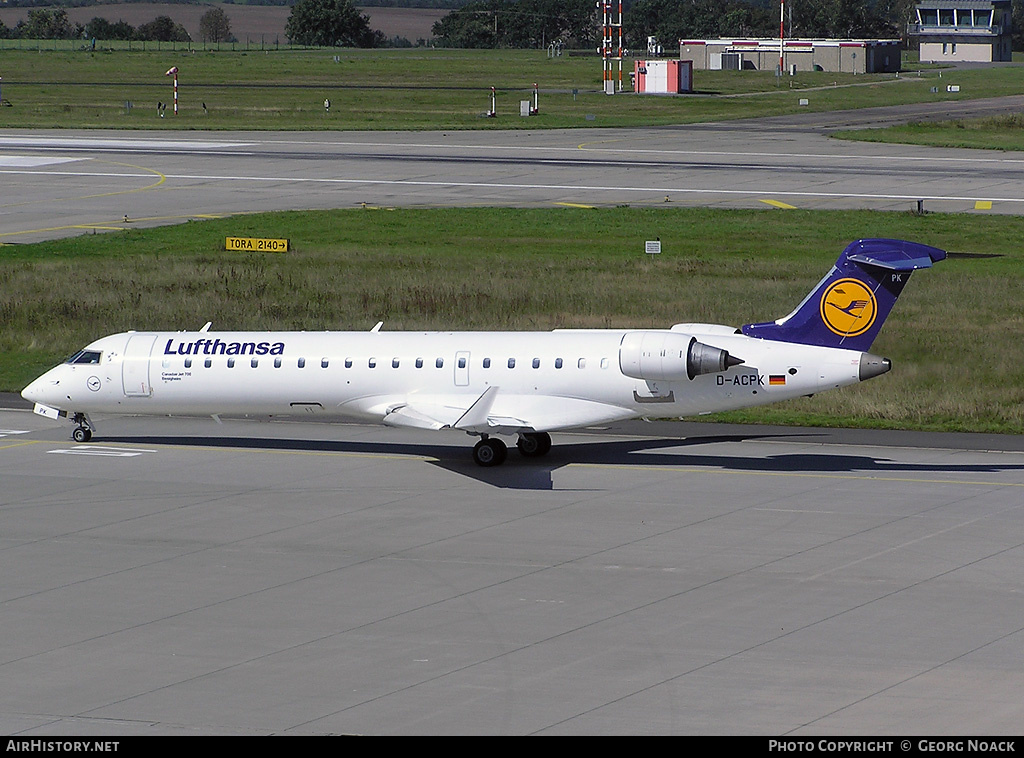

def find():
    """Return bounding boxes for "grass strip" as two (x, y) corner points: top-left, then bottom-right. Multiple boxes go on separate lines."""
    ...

(3, 206), (1022, 433)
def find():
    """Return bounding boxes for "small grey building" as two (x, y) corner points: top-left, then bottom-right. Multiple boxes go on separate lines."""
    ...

(679, 39), (902, 74)
(909, 0), (1012, 62)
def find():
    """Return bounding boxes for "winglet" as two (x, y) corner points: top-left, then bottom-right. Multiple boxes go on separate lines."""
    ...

(453, 386), (500, 431)
(741, 239), (945, 351)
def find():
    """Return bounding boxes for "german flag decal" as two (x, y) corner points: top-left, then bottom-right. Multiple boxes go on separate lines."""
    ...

(769, 375), (787, 386)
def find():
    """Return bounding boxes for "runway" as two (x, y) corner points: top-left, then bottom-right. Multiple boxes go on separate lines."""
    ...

(4, 97), (1024, 242)
(2, 402), (1024, 734)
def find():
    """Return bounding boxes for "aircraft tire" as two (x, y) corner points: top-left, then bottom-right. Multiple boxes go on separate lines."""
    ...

(516, 432), (552, 457)
(473, 438), (507, 467)
(73, 427), (92, 443)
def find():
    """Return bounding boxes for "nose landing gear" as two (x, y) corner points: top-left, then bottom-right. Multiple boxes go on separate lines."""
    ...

(71, 413), (94, 443)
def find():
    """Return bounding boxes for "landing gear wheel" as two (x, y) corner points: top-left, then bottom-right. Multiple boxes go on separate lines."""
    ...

(72, 426), (92, 443)
(473, 437), (507, 467)
(516, 432), (552, 458)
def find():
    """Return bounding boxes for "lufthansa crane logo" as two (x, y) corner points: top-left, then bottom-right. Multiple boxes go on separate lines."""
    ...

(820, 279), (877, 337)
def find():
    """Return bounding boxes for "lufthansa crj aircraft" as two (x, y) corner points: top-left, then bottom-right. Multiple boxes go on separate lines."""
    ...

(23, 239), (945, 466)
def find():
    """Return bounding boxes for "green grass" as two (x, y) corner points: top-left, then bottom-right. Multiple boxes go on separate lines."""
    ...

(0, 47), (1020, 130)
(836, 113), (1024, 151)
(4, 206), (1024, 434)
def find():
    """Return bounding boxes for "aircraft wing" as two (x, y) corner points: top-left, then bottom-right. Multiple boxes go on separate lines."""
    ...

(379, 387), (634, 435)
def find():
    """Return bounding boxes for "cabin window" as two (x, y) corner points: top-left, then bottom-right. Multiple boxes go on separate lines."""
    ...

(345, 358), (353, 368)
(251, 358), (259, 368)
(162, 358), (170, 369)
(436, 358), (444, 368)
(392, 358), (400, 368)
(369, 358), (377, 368)
(184, 358), (192, 369)
(67, 350), (102, 365)
(555, 358), (563, 369)
(532, 358), (540, 369)
(274, 358), (282, 368)
(205, 358), (212, 368)
(578, 358), (586, 369)
(227, 358), (236, 368)
(416, 358), (424, 368)
(601, 358), (610, 369)
(321, 358), (329, 368)
(298, 358), (306, 368)
(483, 358), (491, 368)
(508, 358), (516, 369)
(458, 357), (467, 369)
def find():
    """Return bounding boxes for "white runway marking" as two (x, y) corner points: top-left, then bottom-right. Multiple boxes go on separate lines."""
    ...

(47, 445), (157, 457)
(0, 167), (1018, 205)
(0, 156), (82, 167)
(0, 137), (253, 150)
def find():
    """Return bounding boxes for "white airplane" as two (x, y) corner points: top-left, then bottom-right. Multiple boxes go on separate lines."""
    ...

(22, 238), (945, 466)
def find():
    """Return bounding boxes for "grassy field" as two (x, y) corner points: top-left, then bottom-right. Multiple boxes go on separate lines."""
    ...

(836, 113), (1024, 151)
(0, 47), (1020, 130)
(3, 206), (1023, 434)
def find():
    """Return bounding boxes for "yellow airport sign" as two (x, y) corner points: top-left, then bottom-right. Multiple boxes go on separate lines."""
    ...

(226, 237), (290, 252)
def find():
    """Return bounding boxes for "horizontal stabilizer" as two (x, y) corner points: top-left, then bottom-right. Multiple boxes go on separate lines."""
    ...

(846, 239), (945, 271)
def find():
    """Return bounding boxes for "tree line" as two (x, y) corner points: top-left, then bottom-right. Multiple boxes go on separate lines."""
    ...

(0, 7), (234, 42)
(4, 0), (1023, 50)
(431, 0), (1024, 51)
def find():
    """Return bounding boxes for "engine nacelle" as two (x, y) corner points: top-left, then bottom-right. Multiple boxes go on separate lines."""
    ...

(619, 331), (743, 382)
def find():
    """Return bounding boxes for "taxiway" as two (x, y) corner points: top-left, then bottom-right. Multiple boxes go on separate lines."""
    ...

(2, 404), (1023, 734)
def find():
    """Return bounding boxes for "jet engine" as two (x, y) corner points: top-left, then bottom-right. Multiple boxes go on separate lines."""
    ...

(619, 331), (743, 382)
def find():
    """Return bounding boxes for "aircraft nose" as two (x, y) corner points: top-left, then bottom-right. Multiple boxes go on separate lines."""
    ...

(21, 378), (41, 403)
(21, 372), (61, 405)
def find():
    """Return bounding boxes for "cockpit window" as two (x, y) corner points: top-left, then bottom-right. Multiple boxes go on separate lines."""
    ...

(66, 350), (102, 365)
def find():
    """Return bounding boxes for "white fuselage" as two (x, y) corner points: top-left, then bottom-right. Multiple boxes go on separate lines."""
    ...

(23, 326), (871, 432)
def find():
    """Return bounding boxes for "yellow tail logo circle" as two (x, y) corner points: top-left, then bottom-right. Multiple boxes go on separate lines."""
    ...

(820, 279), (877, 337)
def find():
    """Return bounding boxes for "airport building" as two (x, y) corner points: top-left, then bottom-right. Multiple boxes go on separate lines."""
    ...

(633, 59), (693, 93)
(909, 0), (1012, 62)
(678, 38), (902, 74)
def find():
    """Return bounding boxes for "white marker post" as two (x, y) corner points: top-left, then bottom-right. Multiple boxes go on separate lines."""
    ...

(487, 86), (496, 118)
(165, 67), (178, 116)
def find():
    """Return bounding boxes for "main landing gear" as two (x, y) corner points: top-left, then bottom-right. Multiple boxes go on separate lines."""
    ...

(471, 432), (552, 467)
(71, 413), (93, 443)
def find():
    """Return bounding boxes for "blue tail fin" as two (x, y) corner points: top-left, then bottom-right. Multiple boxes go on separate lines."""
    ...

(741, 239), (946, 351)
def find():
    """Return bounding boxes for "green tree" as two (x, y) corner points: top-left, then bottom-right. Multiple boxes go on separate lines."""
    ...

(1013, 0), (1024, 51)
(18, 8), (81, 40)
(624, 0), (775, 48)
(199, 7), (234, 43)
(432, 0), (596, 48)
(136, 16), (192, 42)
(85, 17), (136, 41)
(794, 0), (896, 38)
(285, 0), (385, 47)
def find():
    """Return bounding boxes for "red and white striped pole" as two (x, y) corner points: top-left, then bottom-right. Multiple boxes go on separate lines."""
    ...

(779, 0), (785, 74)
(165, 66), (178, 115)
